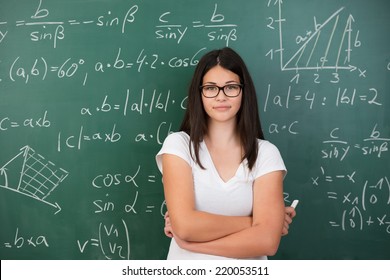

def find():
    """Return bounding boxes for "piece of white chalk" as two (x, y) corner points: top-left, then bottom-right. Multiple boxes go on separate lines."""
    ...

(291, 200), (299, 208)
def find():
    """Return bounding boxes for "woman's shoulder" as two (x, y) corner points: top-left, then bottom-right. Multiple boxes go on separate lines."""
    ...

(156, 131), (192, 173)
(255, 139), (285, 166)
(159, 131), (191, 154)
(257, 139), (279, 152)
(252, 139), (286, 178)
(163, 131), (190, 145)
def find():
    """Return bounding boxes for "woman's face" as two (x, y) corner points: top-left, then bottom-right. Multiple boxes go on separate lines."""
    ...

(201, 65), (242, 124)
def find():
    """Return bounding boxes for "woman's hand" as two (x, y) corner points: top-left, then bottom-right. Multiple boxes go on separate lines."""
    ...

(164, 212), (194, 250)
(164, 211), (173, 238)
(282, 206), (296, 236)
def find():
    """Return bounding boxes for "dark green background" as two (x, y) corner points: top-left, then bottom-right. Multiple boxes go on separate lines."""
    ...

(0, 0), (389, 259)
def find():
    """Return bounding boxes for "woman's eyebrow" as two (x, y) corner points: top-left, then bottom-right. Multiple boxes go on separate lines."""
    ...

(202, 80), (239, 85)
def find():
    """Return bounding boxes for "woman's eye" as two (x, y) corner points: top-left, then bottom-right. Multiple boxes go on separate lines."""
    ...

(226, 85), (238, 90)
(205, 86), (217, 91)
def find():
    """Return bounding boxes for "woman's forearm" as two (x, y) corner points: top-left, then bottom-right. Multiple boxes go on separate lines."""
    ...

(175, 223), (282, 258)
(171, 211), (252, 242)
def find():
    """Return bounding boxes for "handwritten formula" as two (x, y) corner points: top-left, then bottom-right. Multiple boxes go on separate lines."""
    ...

(264, 0), (389, 242)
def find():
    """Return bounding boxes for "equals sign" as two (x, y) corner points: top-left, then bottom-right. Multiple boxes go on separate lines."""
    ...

(329, 221), (340, 227)
(114, 104), (120, 110)
(148, 175), (156, 183)
(68, 20), (81, 25)
(4, 242), (11, 248)
(294, 95), (302, 101)
(51, 66), (59, 72)
(126, 63), (133, 68)
(359, 95), (367, 101)
(192, 21), (204, 28)
(10, 121), (19, 128)
(327, 192), (338, 199)
(15, 20), (25, 27)
(325, 176), (333, 182)
(90, 239), (99, 247)
(146, 206), (155, 213)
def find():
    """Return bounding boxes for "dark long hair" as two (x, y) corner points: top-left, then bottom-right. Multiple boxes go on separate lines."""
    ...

(180, 47), (264, 170)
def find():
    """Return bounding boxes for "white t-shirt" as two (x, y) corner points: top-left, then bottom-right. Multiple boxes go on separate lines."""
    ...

(156, 131), (286, 260)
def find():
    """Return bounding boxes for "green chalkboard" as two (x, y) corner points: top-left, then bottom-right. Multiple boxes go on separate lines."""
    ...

(0, 0), (389, 260)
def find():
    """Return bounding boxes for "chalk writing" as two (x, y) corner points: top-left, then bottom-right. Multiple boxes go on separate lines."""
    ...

(265, 0), (389, 241)
(80, 88), (185, 117)
(155, 4), (238, 46)
(263, 84), (382, 112)
(134, 121), (174, 145)
(0, 111), (51, 130)
(327, 177), (390, 234)
(320, 125), (389, 161)
(92, 169), (141, 189)
(267, 1), (365, 80)
(1, 2), (238, 48)
(0, 146), (67, 214)
(77, 220), (130, 260)
(3, 228), (49, 249)
(1, 47), (209, 86)
(0, 0), (389, 260)
(90, 166), (163, 216)
(12, 1), (139, 48)
(57, 124), (121, 151)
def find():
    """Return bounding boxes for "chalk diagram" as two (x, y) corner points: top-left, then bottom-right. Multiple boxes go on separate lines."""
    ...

(271, 1), (364, 76)
(0, 146), (68, 214)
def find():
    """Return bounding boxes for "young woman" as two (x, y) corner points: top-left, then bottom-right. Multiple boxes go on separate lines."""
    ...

(156, 47), (296, 260)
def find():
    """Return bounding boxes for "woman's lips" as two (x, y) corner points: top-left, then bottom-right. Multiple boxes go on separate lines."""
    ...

(213, 105), (231, 111)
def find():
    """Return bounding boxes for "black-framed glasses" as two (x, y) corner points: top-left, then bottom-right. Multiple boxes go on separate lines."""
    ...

(200, 84), (243, 98)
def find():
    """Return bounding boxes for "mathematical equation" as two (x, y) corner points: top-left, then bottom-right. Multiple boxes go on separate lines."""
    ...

(3, 228), (49, 250)
(2, 222), (131, 260)
(263, 84), (382, 112)
(327, 177), (390, 234)
(2, 221), (133, 259)
(1, 48), (207, 85)
(56, 120), (174, 151)
(0, 110), (51, 131)
(77, 220), (131, 260)
(0, 2), (237, 48)
(321, 125), (389, 160)
(310, 143), (390, 233)
(262, 1), (390, 243)
(80, 88), (187, 117)
(310, 124), (390, 234)
(90, 167), (165, 217)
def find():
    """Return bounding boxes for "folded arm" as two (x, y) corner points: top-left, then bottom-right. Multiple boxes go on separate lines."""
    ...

(165, 206), (296, 238)
(162, 153), (286, 258)
(162, 154), (252, 242)
(171, 171), (285, 258)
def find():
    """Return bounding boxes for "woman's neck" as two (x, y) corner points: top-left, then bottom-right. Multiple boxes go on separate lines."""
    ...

(205, 120), (239, 148)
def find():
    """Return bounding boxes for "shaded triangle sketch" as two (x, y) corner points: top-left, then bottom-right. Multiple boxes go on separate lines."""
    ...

(0, 146), (68, 213)
(278, 3), (358, 72)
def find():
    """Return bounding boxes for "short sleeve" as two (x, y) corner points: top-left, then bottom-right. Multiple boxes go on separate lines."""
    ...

(253, 140), (287, 179)
(155, 132), (192, 174)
